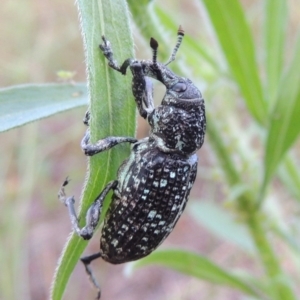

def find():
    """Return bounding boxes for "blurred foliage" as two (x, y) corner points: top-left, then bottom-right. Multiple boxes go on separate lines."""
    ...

(1, 0), (300, 300)
(128, 1), (300, 299)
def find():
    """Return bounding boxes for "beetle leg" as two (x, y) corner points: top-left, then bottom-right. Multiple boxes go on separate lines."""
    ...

(99, 36), (120, 71)
(130, 63), (155, 119)
(100, 35), (154, 118)
(99, 36), (125, 74)
(80, 252), (103, 300)
(81, 130), (137, 156)
(100, 36), (133, 75)
(83, 110), (90, 126)
(58, 178), (118, 240)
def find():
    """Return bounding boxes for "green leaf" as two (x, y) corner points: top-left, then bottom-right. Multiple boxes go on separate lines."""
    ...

(130, 249), (268, 299)
(264, 0), (287, 108)
(189, 202), (255, 253)
(0, 83), (87, 132)
(262, 36), (300, 192)
(201, 0), (266, 124)
(50, 1), (135, 299)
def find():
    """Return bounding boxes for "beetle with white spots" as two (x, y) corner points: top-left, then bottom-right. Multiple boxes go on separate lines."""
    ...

(58, 26), (206, 299)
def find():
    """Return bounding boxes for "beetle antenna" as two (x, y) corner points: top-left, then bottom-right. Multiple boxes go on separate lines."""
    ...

(165, 25), (185, 66)
(150, 37), (159, 68)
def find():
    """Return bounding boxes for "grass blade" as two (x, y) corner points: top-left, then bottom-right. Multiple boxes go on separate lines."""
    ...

(130, 249), (269, 299)
(189, 202), (255, 253)
(201, 0), (266, 124)
(262, 36), (300, 193)
(0, 83), (87, 132)
(264, 0), (287, 108)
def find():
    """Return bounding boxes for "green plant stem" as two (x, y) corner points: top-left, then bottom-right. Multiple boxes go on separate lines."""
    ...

(207, 113), (296, 300)
(247, 211), (296, 300)
(205, 113), (240, 187)
(50, 1), (134, 299)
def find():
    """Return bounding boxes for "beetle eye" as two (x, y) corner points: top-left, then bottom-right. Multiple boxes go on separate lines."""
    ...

(172, 82), (187, 93)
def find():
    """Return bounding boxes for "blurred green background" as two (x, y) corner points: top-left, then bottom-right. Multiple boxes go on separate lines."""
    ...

(1, 0), (300, 300)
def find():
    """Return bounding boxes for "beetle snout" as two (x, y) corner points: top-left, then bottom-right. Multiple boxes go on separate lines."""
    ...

(130, 61), (142, 71)
(130, 61), (145, 78)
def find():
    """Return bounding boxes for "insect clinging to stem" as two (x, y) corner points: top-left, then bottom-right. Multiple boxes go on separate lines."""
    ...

(58, 26), (206, 299)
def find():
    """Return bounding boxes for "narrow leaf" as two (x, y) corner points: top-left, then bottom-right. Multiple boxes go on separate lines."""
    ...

(50, 0), (135, 299)
(130, 249), (268, 299)
(201, 0), (266, 124)
(263, 36), (300, 190)
(189, 202), (255, 253)
(0, 83), (87, 132)
(264, 0), (287, 108)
